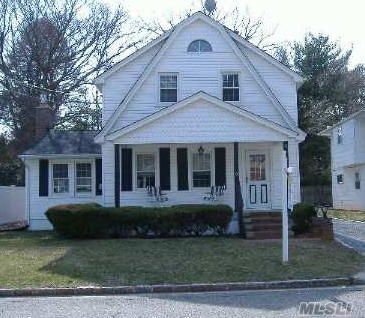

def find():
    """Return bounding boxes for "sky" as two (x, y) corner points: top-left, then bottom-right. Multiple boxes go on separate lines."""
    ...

(103, 0), (365, 67)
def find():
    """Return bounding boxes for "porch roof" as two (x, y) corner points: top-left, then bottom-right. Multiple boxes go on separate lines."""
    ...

(103, 91), (306, 144)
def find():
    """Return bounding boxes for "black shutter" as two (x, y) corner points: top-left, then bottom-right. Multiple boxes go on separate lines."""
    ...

(121, 148), (133, 192)
(159, 148), (171, 190)
(215, 147), (226, 186)
(95, 158), (102, 196)
(115, 145), (120, 207)
(39, 159), (49, 197)
(177, 148), (189, 190)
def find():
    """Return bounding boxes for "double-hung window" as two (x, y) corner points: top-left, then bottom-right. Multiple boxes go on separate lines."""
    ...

(52, 164), (69, 194)
(222, 73), (239, 101)
(76, 163), (92, 193)
(160, 73), (178, 103)
(192, 153), (211, 187)
(136, 154), (155, 188)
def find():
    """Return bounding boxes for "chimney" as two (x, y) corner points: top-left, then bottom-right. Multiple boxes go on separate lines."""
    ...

(35, 92), (54, 141)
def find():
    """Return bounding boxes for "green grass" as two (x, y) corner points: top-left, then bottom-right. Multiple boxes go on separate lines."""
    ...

(327, 210), (365, 222)
(0, 232), (364, 288)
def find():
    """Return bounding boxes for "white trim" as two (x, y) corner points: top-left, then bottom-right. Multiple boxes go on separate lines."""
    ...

(19, 154), (101, 159)
(95, 12), (303, 142)
(227, 29), (303, 84)
(158, 72), (179, 104)
(74, 159), (95, 197)
(134, 151), (158, 190)
(93, 33), (170, 85)
(105, 92), (300, 141)
(50, 161), (71, 198)
(221, 71), (240, 102)
(320, 109), (365, 136)
(190, 147), (214, 189)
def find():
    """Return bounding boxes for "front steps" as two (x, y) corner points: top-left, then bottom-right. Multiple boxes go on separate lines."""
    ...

(243, 211), (292, 239)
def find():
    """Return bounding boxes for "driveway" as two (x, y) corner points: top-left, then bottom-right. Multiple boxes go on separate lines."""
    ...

(0, 286), (364, 318)
(333, 219), (365, 255)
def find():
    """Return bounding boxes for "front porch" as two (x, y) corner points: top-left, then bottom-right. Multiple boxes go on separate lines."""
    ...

(109, 141), (294, 234)
(99, 92), (303, 234)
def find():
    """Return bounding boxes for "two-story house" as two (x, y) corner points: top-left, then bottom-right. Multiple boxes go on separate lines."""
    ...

(20, 12), (306, 232)
(321, 109), (365, 210)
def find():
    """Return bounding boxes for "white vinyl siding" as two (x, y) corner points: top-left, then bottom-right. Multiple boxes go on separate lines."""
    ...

(106, 19), (294, 132)
(25, 158), (102, 230)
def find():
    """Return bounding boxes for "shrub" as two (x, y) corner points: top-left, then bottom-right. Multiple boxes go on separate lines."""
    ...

(46, 204), (233, 239)
(291, 203), (317, 234)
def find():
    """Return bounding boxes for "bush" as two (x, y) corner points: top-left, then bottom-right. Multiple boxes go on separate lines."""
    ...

(46, 204), (233, 239)
(291, 203), (317, 234)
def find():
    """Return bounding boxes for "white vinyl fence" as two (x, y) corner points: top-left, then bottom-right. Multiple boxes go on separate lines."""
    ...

(0, 186), (26, 225)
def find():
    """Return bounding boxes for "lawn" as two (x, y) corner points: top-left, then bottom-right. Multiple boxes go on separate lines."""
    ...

(327, 209), (365, 222)
(0, 232), (364, 288)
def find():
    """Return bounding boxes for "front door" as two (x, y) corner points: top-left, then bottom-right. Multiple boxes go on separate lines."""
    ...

(246, 151), (271, 209)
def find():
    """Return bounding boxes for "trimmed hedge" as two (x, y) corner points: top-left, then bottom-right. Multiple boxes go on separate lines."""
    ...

(291, 203), (317, 234)
(45, 203), (233, 238)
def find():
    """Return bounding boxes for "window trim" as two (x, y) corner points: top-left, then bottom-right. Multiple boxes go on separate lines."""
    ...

(74, 160), (94, 197)
(158, 72), (179, 104)
(355, 172), (361, 190)
(191, 150), (213, 189)
(221, 71), (240, 102)
(337, 127), (343, 144)
(337, 174), (344, 184)
(50, 162), (71, 197)
(187, 39), (213, 53)
(134, 152), (157, 190)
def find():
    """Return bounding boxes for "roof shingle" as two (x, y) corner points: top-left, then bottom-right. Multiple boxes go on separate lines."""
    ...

(22, 130), (101, 156)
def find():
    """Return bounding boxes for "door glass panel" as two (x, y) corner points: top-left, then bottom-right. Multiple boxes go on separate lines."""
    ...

(249, 154), (266, 181)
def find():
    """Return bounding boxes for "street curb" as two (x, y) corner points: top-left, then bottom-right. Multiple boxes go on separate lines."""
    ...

(0, 277), (354, 298)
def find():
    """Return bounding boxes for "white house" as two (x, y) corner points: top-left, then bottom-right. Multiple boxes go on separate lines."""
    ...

(20, 12), (306, 232)
(321, 109), (365, 210)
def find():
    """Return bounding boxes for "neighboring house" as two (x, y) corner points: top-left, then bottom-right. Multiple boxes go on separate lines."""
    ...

(20, 12), (306, 232)
(321, 109), (365, 210)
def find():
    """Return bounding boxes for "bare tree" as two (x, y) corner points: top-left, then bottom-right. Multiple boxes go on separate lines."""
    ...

(0, 0), (136, 149)
(136, 1), (278, 51)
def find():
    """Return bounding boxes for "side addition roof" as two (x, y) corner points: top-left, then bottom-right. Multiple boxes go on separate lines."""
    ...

(20, 130), (101, 158)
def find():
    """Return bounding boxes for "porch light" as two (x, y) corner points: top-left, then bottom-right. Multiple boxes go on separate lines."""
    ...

(198, 146), (204, 154)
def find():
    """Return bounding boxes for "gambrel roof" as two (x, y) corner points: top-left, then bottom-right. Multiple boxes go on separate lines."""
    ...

(94, 11), (304, 143)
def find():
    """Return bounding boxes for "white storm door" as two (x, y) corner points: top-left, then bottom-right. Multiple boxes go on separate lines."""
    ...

(246, 151), (271, 209)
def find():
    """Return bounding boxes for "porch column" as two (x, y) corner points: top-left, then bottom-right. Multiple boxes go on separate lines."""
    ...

(234, 142), (245, 237)
(114, 144), (120, 207)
